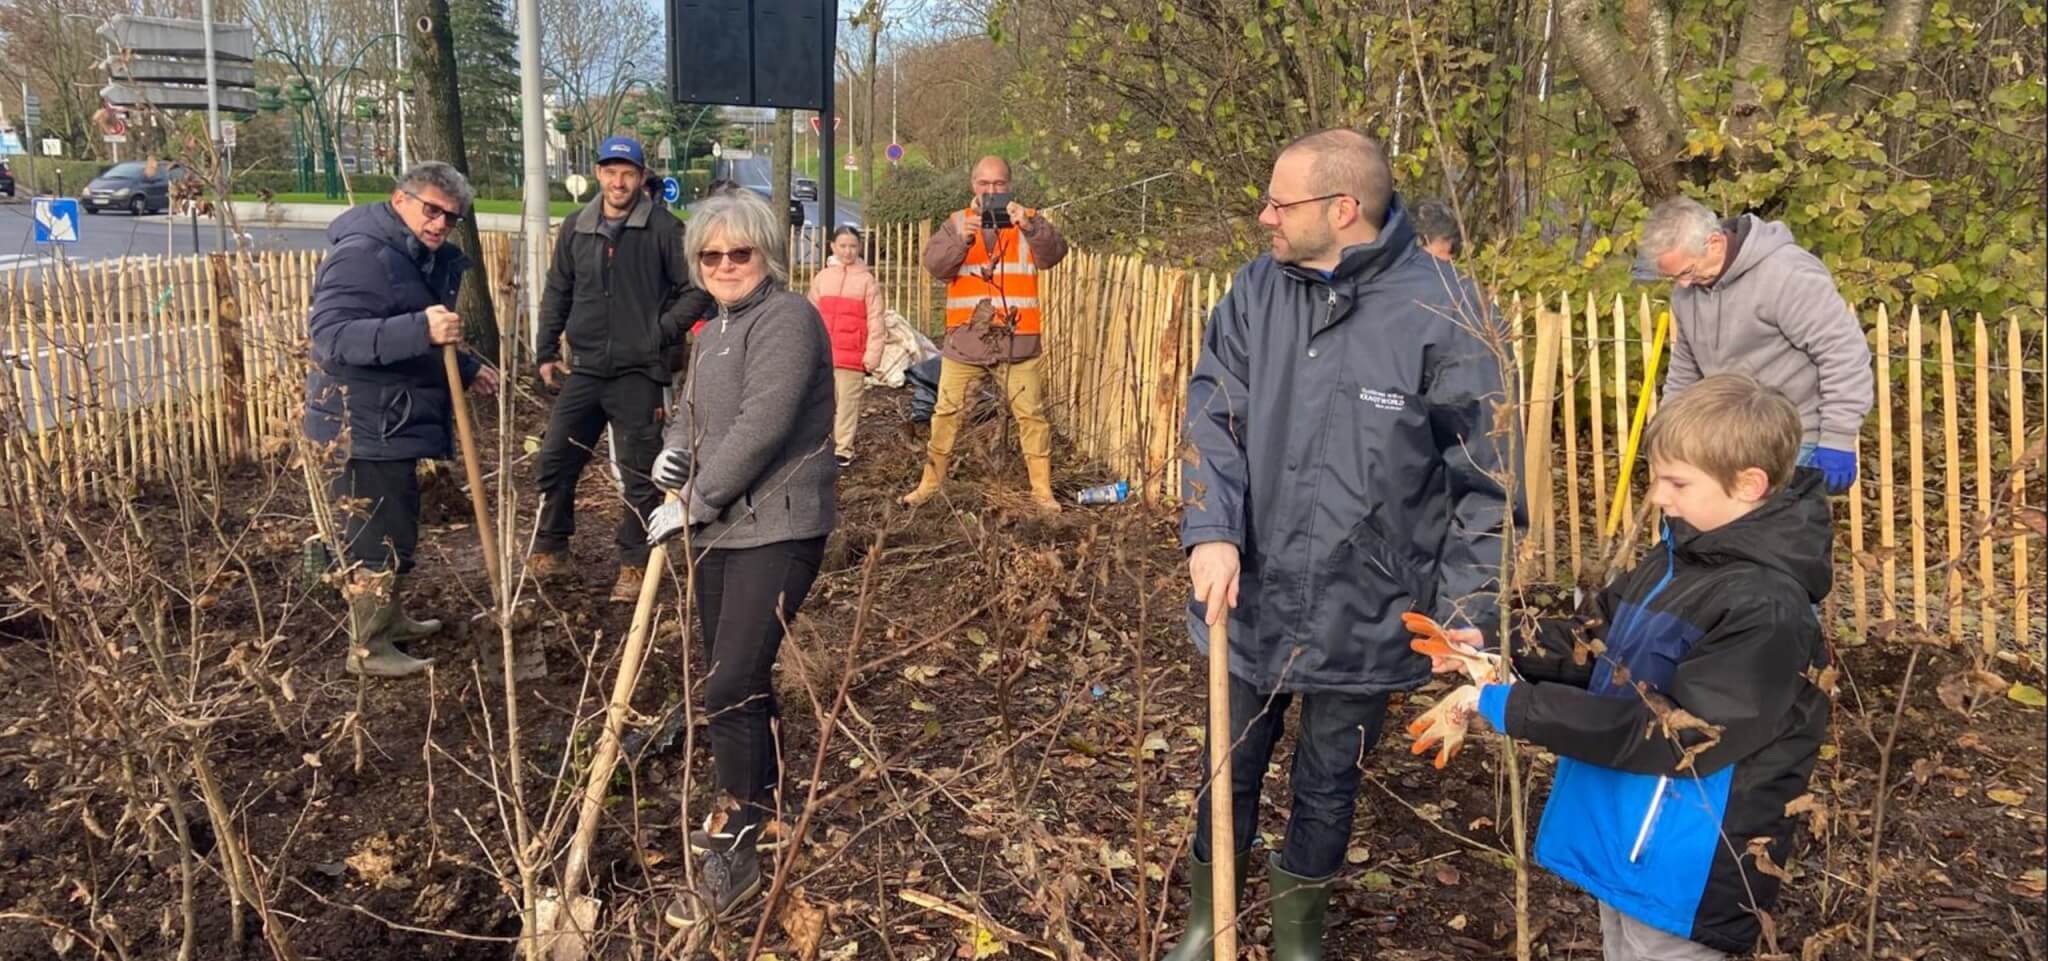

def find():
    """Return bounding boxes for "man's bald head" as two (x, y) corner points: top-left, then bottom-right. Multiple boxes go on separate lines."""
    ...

(969, 156), (1013, 209)
(1278, 129), (1392, 231)
(971, 155), (1012, 182)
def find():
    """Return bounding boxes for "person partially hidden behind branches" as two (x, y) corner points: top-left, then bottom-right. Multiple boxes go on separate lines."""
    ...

(303, 161), (499, 679)
(1412, 197), (1464, 262)
(1417, 373), (1833, 961)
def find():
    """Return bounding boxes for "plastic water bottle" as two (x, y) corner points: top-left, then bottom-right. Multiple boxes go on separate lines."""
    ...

(1076, 481), (1131, 505)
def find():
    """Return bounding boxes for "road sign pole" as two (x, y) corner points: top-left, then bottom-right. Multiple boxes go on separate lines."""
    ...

(19, 82), (34, 194)
(200, 0), (229, 247)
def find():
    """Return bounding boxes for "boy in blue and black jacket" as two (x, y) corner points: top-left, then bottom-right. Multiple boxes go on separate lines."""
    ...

(1419, 373), (1833, 959)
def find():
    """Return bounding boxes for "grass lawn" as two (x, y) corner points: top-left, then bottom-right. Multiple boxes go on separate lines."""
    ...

(233, 193), (580, 217)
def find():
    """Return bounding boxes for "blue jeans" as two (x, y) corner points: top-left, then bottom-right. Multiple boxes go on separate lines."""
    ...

(1192, 669), (1391, 879)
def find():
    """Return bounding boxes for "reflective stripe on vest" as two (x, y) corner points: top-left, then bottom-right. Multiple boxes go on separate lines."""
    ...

(944, 209), (1042, 335)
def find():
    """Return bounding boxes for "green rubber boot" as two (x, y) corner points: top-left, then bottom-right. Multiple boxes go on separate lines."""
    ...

(1160, 849), (1251, 961)
(381, 575), (443, 642)
(1267, 854), (1333, 961)
(342, 570), (433, 678)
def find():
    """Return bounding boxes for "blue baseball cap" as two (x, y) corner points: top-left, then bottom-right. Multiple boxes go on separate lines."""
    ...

(597, 136), (646, 168)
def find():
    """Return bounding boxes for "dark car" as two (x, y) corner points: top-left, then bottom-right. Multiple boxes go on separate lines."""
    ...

(793, 176), (817, 201)
(82, 160), (189, 215)
(0, 159), (14, 197)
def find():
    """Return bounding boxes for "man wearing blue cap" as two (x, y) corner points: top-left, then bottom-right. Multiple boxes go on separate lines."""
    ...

(533, 136), (714, 600)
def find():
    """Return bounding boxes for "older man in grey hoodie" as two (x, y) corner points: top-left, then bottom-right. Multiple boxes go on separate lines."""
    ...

(1635, 196), (1873, 493)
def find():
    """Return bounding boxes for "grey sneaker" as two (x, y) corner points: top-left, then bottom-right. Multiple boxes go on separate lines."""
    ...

(661, 846), (762, 929)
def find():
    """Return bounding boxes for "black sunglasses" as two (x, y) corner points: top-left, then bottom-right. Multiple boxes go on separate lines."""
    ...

(403, 189), (465, 226)
(698, 247), (755, 267)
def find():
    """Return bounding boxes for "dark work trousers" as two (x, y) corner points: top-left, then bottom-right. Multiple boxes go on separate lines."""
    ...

(534, 372), (666, 567)
(693, 536), (827, 850)
(330, 458), (421, 574)
(1192, 668), (1393, 879)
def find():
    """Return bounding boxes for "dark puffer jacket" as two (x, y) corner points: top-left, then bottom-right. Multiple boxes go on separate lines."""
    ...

(303, 203), (478, 461)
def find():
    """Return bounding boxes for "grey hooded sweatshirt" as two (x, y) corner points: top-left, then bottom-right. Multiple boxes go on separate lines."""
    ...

(1664, 215), (1873, 451)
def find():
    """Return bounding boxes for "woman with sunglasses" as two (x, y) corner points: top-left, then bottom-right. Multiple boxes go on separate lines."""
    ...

(807, 225), (887, 467)
(650, 189), (837, 929)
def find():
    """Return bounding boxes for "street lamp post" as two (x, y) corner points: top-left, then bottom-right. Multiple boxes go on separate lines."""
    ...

(263, 35), (400, 199)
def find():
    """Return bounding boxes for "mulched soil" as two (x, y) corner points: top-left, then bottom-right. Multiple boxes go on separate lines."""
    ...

(1, 382), (2042, 961)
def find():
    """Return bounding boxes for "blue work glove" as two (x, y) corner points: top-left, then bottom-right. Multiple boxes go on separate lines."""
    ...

(1811, 446), (1856, 494)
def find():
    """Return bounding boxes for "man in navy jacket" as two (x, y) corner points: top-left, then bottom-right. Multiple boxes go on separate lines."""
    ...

(1169, 129), (1515, 960)
(304, 161), (499, 678)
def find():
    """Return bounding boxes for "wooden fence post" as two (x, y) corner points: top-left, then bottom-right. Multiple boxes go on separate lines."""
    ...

(210, 254), (250, 459)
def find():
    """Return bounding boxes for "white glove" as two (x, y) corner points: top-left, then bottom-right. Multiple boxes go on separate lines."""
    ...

(646, 496), (695, 546)
(652, 447), (691, 492)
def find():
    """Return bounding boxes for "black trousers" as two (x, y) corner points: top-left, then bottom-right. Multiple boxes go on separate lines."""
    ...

(534, 372), (666, 566)
(694, 536), (826, 849)
(1192, 670), (1392, 879)
(330, 458), (420, 574)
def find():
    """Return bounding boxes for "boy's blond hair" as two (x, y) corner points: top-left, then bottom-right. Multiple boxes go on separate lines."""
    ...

(1644, 373), (1802, 492)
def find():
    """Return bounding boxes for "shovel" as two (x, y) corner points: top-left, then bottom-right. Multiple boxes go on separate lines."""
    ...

(537, 496), (685, 961)
(442, 344), (502, 604)
(1206, 617), (1239, 959)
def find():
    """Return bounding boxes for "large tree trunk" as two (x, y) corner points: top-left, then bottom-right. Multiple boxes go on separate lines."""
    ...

(406, 0), (502, 359)
(1727, 0), (1798, 142)
(1557, 0), (1688, 199)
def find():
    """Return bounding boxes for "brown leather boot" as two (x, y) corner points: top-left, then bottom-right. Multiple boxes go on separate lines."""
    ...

(609, 565), (647, 603)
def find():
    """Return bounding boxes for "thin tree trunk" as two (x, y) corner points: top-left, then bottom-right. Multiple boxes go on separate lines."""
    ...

(773, 108), (794, 248)
(1557, 0), (1688, 198)
(1826, 0), (1929, 115)
(1727, 0), (1798, 142)
(862, 9), (881, 203)
(406, 0), (502, 359)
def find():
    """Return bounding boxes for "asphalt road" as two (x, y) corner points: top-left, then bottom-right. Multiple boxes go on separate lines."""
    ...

(0, 194), (328, 272)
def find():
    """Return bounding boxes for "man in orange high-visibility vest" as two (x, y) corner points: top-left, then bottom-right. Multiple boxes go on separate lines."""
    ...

(901, 155), (1070, 513)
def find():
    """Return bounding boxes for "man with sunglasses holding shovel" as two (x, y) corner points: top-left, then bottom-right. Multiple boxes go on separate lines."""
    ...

(1174, 129), (1514, 958)
(305, 161), (500, 678)
(531, 136), (714, 600)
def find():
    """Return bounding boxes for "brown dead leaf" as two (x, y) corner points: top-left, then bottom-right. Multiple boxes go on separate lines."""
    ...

(1937, 670), (2009, 714)
(2008, 868), (2046, 899)
(1434, 862), (1461, 886)
(346, 834), (398, 888)
(778, 887), (828, 961)
(1570, 634), (1606, 667)
(1783, 794), (1828, 835)
(1637, 687), (1724, 772)
(1746, 837), (1791, 881)
(1805, 664), (1840, 697)
(1986, 788), (2027, 806)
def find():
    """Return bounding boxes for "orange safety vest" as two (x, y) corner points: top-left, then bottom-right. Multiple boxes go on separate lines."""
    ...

(944, 207), (1043, 335)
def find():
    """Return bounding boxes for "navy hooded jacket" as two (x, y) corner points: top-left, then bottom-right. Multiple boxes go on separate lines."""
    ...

(1476, 469), (1835, 954)
(302, 203), (479, 461)
(1180, 195), (1517, 694)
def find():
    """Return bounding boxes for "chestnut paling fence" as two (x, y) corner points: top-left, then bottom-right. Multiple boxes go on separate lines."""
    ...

(2, 230), (2041, 657)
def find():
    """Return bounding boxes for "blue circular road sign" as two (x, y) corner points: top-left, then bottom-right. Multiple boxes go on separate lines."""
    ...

(661, 176), (681, 204)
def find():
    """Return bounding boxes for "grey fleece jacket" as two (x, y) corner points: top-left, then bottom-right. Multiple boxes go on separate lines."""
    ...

(662, 281), (838, 550)
(1663, 215), (1873, 451)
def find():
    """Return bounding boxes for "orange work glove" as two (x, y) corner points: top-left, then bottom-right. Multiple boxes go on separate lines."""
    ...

(1403, 611), (1504, 684)
(1406, 684), (1481, 769)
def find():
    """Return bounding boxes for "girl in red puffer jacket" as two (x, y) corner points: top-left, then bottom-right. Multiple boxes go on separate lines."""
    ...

(807, 226), (887, 466)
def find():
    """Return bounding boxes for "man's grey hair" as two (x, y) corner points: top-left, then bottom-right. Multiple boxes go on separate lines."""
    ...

(684, 189), (789, 289)
(397, 161), (475, 209)
(1412, 199), (1463, 255)
(1279, 129), (1394, 230)
(1638, 195), (1721, 261)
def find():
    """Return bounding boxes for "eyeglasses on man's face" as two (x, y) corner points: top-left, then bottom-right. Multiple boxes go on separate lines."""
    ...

(403, 189), (465, 226)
